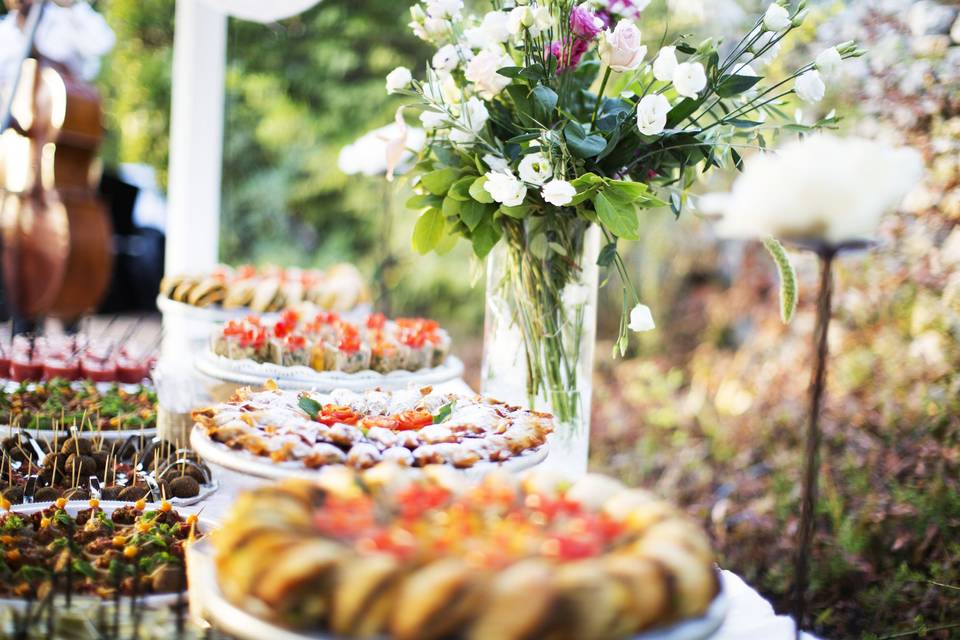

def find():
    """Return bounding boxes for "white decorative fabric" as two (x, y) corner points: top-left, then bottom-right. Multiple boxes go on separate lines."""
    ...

(712, 570), (820, 640)
(200, 0), (322, 23)
(0, 2), (115, 83)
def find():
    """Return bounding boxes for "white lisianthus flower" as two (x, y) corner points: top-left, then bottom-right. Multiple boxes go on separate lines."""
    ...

(480, 10), (511, 43)
(636, 93), (671, 135)
(508, 5), (552, 37)
(422, 74), (460, 104)
(419, 109), (447, 130)
(542, 179), (577, 206)
(815, 47), (842, 76)
(482, 154), (510, 172)
(507, 6), (534, 36)
(531, 6), (553, 34)
(385, 66), (412, 94)
(426, 0), (463, 20)
(707, 135), (924, 245)
(672, 62), (707, 98)
(751, 31), (781, 66)
(794, 70), (825, 103)
(484, 171), (527, 207)
(652, 46), (678, 82)
(763, 3), (791, 31)
(432, 44), (469, 73)
(465, 48), (513, 99)
(598, 21), (647, 72)
(449, 96), (489, 144)
(518, 152), (553, 186)
(337, 115), (426, 179)
(628, 304), (656, 332)
(424, 17), (449, 40)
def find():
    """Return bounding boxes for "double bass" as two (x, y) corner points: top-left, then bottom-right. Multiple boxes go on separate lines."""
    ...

(0, 0), (113, 323)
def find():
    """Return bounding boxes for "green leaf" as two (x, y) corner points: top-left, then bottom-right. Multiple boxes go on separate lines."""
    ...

(715, 73), (762, 98)
(763, 237), (798, 323)
(432, 403), (454, 424)
(412, 208), (445, 254)
(728, 118), (763, 129)
(564, 122), (606, 159)
(548, 242), (567, 256)
(459, 199), (487, 231)
(597, 241), (618, 267)
(497, 66), (523, 78)
(469, 176), (495, 203)
(298, 395), (322, 419)
(499, 203), (532, 219)
(531, 85), (558, 123)
(421, 168), (460, 196)
(606, 180), (650, 202)
(442, 196), (461, 217)
(471, 219), (502, 259)
(666, 98), (701, 127)
(519, 63), (546, 82)
(406, 193), (441, 210)
(435, 223), (459, 255)
(594, 191), (639, 240)
(448, 176), (475, 201)
(530, 233), (548, 259)
(506, 132), (540, 144)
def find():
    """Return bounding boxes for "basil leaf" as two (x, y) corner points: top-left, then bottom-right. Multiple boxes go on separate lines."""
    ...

(297, 396), (322, 419)
(432, 403), (453, 424)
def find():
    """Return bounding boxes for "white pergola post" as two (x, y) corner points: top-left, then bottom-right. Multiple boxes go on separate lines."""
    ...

(165, 0), (226, 276)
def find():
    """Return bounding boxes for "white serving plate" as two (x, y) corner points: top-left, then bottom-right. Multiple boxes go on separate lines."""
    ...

(1, 424), (158, 442)
(190, 425), (548, 482)
(0, 500), (214, 610)
(194, 350), (465, 392)
(188, 538), (728, 640)
(157, 295), (373, 324)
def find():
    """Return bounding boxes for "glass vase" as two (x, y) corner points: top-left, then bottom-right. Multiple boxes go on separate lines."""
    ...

(481, 217), (600, 478)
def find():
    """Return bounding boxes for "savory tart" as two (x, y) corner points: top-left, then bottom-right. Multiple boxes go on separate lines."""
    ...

(0, 497), (202, 599)
(213, 466), (719, 639)
(160, 263), (369, 313)
(192, 385), (552, 471)
(210, 311), (452, 375)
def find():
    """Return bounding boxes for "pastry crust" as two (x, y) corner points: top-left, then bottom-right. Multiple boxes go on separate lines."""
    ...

(213, 468), (719, 639)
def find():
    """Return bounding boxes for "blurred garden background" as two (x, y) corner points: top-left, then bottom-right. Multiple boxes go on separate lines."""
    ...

(18, 0), (959, 637)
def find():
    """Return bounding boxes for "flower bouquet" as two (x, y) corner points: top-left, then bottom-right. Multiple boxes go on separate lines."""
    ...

(388, 0), (860, 471)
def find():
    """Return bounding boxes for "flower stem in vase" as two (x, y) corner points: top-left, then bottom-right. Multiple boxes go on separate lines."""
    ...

(483, 218), (599, 476)
(793, 248), (835, 636)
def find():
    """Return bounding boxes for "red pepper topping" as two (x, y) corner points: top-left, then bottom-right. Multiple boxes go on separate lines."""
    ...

(366, 313), (386, 330)
(393, 409), (433, 431)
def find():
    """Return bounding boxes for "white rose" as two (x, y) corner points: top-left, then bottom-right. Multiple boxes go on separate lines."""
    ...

(420, 109), (447, 130)
(432, 44), (468, 73)
(628, 304), (656, 332)
(672, 61), (707, 98)
(652, 46), (678, 82)
(484, 171), (527, 207)
(763, 3), (791, 32)
(482, 153), (510, 172)
(708, 134), (924, 245)
(449, 96), (489, 144)
(385, 66), (412, 94)
(541, 179), (577, 206)
(794, 69), (825, 103)
(598, 21), (647, 72)
(636, 93), (671, 135)
(426, 0), (463, 20)
(465, 48), (513, 99)
(815, 47), (842, 76)
(518, 152), (553, 186)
